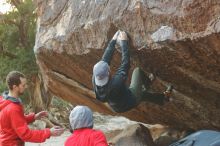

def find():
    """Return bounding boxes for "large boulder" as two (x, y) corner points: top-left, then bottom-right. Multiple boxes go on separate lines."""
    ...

(34, 0), (220, 130)
(108, 124), (155, 146)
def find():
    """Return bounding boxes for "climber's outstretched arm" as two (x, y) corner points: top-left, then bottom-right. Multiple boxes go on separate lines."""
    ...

(115, 31), (130, 81)
(101, 31), (120, 65)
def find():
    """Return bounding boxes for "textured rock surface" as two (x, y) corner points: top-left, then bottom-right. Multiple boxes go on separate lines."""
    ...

(111, 124), (155, 146)
(34, 0), (220, 130)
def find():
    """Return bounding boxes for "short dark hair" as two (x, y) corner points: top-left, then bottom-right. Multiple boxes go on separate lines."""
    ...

(6, 71), (25, 90)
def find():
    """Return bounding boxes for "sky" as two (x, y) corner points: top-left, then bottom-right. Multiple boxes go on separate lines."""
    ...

(0, 0), (12, 14)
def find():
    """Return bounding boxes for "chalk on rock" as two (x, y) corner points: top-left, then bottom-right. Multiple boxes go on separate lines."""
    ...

(151, 26), (175, 42)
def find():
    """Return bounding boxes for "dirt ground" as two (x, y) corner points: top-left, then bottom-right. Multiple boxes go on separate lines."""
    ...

(26, 131), (71, 146)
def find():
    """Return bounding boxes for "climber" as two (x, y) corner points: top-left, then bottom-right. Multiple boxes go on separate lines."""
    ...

(65, 105), (108, 146)
(92, 30), (173, 113)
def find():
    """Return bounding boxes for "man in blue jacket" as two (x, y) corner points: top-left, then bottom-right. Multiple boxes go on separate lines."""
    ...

(92, 30), (173, 113)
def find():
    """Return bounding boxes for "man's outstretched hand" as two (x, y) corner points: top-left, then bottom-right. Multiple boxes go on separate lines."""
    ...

(35, 111), (48, 120)
(50, 126), (65, 136)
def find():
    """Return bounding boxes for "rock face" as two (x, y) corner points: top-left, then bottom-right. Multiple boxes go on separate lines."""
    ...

(109, 124), (155, 146)
(34, 0), (220, 130)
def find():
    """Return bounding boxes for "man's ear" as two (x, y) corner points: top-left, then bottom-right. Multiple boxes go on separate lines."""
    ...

(12, 85), (17, 90)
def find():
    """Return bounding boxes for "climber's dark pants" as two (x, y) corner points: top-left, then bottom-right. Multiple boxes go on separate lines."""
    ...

(129, 67), (165, 105)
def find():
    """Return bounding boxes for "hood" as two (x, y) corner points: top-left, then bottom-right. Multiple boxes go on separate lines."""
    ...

(69, 105), (93, 130)
(0, 96), (11, 111)
(0, 91), (21, 110)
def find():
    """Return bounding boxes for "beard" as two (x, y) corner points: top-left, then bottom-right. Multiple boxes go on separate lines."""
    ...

(18, 90), (25, 96)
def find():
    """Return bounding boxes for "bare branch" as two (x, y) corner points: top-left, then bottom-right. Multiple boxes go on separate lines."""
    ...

(0, 45), (17, 59)
(10, 0), (22, 9)
(2, 51), (17, 59)
(0, 19), (18, 26)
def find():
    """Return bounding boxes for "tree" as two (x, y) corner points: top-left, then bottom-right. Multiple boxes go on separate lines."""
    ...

(0, 0), (52, 112)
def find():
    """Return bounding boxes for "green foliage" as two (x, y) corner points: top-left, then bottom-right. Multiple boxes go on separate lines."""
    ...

(0, 0), (38, 93)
